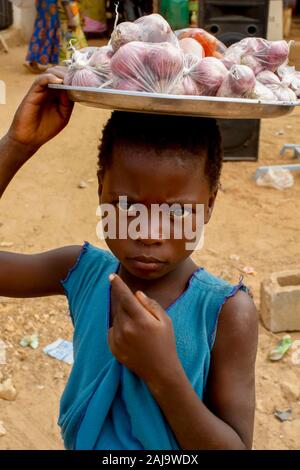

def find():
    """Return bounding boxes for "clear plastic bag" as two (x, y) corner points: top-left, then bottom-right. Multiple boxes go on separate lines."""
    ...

(110, 41), (185, 94)
(64, 46), (113, 87)
(186, 57), (228, 96)
(256, 70), (297, 101)
(252, 81), (277, 101)
(176, 28), (227, 58)
(277, 64), (300, 97)
(256, 168), (294, 190)
(217, 65), (256, 98)
(223, 38), (290, 74)
(110, 13), (178, 52)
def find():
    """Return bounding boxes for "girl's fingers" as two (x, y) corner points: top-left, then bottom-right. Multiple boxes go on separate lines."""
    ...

(109, 274), (144, 319)
(33, 73), (63, 92)
(135, 291), (165, 321)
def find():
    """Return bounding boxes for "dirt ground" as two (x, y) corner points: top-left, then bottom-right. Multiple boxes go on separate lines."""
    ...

(0, 43), (300, 450)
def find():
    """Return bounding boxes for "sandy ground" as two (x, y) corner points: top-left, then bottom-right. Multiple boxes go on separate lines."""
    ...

(0, 44), (300, 450)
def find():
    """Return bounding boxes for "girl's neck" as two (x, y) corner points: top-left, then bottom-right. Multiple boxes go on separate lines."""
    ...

(117, 257), (199, 310)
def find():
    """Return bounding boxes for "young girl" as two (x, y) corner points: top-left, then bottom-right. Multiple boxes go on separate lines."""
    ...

(0, 74), (258, 450)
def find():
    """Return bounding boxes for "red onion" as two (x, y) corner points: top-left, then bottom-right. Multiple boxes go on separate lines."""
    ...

(257, 70), (296, 101)
(110, 22), (145, 52)
(181, 76), (199, 95)
(179, 38), (204, 60)
(111, 41), (149, 80)
(252, 81), (277, 101)
(146, 42), (184, 80)
(217, 65), (256, 98)
(189, 57), (228, 95)
(113, 78), (143, 92)
(88, 46), (113, 83)
(135, 13), (176, 45)
(71, 69), (104, 88)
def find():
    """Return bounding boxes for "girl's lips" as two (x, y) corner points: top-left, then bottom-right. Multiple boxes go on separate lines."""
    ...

(127, 256), (165, 272)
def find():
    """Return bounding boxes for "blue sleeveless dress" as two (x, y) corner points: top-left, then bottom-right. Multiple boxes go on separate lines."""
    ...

(58, 241), (248, 450)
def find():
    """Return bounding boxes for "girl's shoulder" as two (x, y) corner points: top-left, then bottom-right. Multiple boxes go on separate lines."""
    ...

(61, 240), (117, 285)
(60, 241), (119, 317)
(192, 266), (250, 297)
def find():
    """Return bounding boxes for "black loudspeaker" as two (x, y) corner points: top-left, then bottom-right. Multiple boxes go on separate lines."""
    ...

(0, 0), (13, 31)
(199, 1), (270, 161)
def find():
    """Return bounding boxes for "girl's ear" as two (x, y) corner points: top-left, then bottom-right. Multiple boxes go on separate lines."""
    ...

(204, 187), (218, 224)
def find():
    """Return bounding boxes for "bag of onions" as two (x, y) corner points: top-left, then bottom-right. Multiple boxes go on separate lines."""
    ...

(223, 38), (290, 75)
(62, 12), (299, 102)
(110, 41), (185, 94)
(110, 13), (179, 52)
(64, 46), (113, 87)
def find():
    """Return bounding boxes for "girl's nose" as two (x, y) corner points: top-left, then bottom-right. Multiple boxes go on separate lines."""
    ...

(136, 214), (164, 245)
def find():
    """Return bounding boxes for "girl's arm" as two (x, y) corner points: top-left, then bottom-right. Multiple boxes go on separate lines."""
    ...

(146, 290), (258, 450)
(0, 74), (81, 297)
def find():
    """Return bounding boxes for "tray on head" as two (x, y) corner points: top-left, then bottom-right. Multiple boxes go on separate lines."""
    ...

(49, 84), (300, 119)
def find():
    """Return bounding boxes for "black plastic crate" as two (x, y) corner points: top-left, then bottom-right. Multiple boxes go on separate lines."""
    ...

(0, 0), (13, 31)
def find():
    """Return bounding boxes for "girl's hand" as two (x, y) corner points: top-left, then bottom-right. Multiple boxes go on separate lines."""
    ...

(7, 74), (73, 155)
(108, 274), (183, 385)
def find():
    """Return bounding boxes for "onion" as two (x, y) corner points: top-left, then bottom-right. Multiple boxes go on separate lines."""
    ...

(252, 81), (277, 101)
(223, 38), (289, 74)
(189, 57), (228, 95)
(111, 41), (148, 80)
(63, 69), (74, 86)
(113, 78), (143, 92)
(179, 38), (204, 59)
(180, 76), (199, 95)
(146, 42), (184, 80)
(71, 69), (104, 88)
(71, 47), (97, 68)
(257, 70), (296, 101)
(256, 70), (280, 86)
(110, 22), (145, 52)
(264, 41), (289, 72)
(87, 46), (113, 83)
(272, 86), (297, 101)
(277, 64), (300, 97)
(223, 44), (244, 69)
(217, 64), (256, 98)
(242, 55), (264, 75)
(135, 13), (176, 45)
(176, 28), (226, 58)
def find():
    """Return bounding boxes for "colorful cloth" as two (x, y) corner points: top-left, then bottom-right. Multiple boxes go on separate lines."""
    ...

(58, 242), (249, 450)
(26, 0), (60, 66)
(58, 0), (88, 62)
(81, 0), (107, 33)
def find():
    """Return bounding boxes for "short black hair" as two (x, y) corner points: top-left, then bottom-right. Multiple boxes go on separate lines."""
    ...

(97, 111), (223, 190)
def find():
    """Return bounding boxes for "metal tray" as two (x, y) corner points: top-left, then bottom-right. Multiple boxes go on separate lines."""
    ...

(49, 84), (300, 119)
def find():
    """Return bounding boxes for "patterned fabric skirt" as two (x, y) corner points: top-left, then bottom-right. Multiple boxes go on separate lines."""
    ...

(26, 0), (88, 66)
(26, 0), (60, 66)
(58, 0), (88, 63)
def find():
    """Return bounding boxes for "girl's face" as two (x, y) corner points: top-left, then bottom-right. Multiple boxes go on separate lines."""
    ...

(99, 142), (217, 280)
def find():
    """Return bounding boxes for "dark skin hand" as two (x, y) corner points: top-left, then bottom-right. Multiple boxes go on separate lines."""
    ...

(0, 76), (258, 449)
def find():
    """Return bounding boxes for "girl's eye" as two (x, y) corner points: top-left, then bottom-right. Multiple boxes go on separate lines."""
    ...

(170, 206), (192, 218)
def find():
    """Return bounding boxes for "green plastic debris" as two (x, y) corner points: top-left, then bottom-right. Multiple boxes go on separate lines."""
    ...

(20, 333), (39, 350)
(268, 335), (292, 361)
